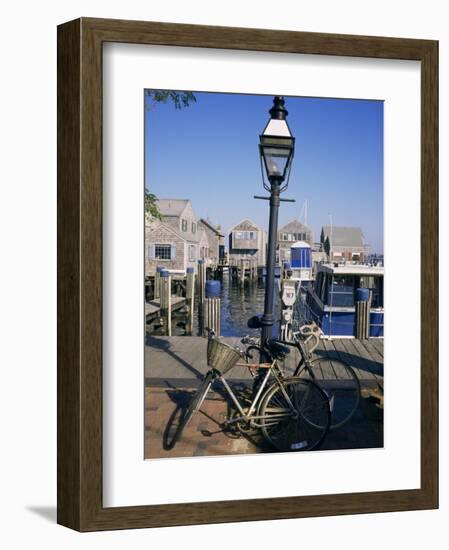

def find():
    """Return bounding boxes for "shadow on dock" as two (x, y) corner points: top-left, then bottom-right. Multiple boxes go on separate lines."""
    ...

(160, 384), (269, 452)
(144, 335), (384, 458)
(145, 335), (205, 384)
(314, 347), (383, 378)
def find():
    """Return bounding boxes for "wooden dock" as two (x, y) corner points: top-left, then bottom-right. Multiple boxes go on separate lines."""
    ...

(145, 336), (383, 391)
(145, 336), (384, 458)
(145, 297), (186, 320)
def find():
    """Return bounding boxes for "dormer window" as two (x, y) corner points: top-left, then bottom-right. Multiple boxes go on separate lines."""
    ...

(181, 219), (188, 232)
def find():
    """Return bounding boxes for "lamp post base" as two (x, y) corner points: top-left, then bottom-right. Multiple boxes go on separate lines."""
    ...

(260, 315), (274, 344)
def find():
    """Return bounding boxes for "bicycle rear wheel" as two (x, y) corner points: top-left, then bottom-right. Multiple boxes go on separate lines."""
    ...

(258, 378), (330, 452)
(169, 370), (214, 447)
(300, 358), (361, 430)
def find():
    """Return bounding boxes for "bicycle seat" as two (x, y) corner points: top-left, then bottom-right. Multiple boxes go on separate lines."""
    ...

(265, 340), (290, 360)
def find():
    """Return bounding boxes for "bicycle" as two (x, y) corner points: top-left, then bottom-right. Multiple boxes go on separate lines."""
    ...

(285, 322), (361, 430)
(169, 331), (331, 452)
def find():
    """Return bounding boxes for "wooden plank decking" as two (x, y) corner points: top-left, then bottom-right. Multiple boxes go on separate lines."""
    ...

(145, 336), (383, 390)
(145, 336), (384, 458)
(145, 296), (186, 318)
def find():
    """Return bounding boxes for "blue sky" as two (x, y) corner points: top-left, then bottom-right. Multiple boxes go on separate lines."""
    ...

(144, 91), (384, 253)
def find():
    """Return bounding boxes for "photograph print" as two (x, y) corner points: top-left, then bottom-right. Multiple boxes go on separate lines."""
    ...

(144, 90), (384, 459)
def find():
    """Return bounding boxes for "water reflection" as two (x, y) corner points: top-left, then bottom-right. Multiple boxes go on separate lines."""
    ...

(219, 276), (280, 338)
(152, 273), (280, 338)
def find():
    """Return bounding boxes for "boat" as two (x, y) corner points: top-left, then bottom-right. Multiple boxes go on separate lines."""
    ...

(304, 262), (384, 338)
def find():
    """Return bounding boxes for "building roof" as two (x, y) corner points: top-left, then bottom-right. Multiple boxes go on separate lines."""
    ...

(322, 226), (365, 247)
(230, 219), (262, 232)
(156, 199), (190, 217)
(199, 218), (224, 237)
(291, 241), (311, 248)
(318, 263), (384, 276)
(279, 219), (311, 234)
(145, 218), (200, 244)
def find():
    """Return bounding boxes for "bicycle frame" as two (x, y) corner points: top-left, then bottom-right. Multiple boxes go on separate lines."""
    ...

(283, 335), (315, 378)
(217, 361), (298, 429)
(169, 331), (333, 451)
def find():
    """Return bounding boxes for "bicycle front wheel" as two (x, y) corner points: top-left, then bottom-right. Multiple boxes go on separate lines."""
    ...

(258, 378), (330, 452)
(300, 358), (361, 430)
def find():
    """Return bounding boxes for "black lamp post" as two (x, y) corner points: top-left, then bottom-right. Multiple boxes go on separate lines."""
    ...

(258, 96), (295, 345)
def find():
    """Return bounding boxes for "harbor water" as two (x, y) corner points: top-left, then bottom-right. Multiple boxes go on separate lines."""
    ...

(159, 274), (280, 338)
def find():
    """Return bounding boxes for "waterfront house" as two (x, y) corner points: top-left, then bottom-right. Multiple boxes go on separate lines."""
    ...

(198, 218), (225, 264)
(228, 219), (267, 267)
(145, 199), (202, 274)
(277, 219), (313, 264)
(198, 229), (210, 262)
(320, 225), (369, 262)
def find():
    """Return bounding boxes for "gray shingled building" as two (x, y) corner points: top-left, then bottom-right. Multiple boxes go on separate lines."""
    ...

(321, 225), (369, 262)
(228, 219), (267, 267)
(198, 218), (225, 264)
(277, 219), (313, 264)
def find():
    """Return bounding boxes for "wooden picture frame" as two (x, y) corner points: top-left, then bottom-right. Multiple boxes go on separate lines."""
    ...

(57, 17), (438, 531)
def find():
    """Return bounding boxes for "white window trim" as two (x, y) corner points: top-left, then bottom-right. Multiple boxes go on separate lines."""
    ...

(154, 243), (174, 261)
(188, 244), (196, 261)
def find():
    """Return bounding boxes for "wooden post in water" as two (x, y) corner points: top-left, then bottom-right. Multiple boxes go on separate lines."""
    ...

(355, 294), (371, 339)
(154, 266), (162, 299)
(198, 259), (206, 307)
(239, 259), (245, 286)
(160, 270), (172, 336)
(203, 297), (221, 336)
(356, 301), (364, 339)
(185, 267), (195, 335)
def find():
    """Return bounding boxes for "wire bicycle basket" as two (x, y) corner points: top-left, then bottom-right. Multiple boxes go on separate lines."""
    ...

(207, 336), (242, 375)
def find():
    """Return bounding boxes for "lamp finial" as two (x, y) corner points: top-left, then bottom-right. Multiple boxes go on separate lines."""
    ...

(269, 96), (288, 120)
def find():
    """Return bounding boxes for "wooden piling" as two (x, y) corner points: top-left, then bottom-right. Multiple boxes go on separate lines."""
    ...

(356, 300), (370, 339)
(198, 259), (206, 308)
(160, 270), (172, 336)
(185, 267), (195, 335)
(203, 297), (221, 336)
(239, 259), (245, 285)
(154, 267), (162, 299)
